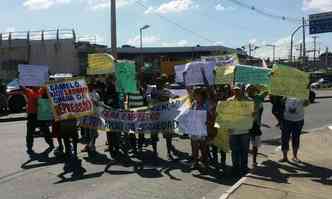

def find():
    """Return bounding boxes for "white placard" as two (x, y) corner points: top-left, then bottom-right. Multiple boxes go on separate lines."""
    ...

(177, 110), (207, 137)
(175, 64), (186, 83)
(183, 61), (215, 86)
(19, 64), (49, 86)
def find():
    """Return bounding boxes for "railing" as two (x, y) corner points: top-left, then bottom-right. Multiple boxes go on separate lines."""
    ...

(0, 29), (76, 43)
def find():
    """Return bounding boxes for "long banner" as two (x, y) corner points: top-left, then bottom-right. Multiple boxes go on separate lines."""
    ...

(47, 78), (94, 121)
(80, 96), (192, 133)
(216, 100), (254, 131)
(271, 64), (309, 100)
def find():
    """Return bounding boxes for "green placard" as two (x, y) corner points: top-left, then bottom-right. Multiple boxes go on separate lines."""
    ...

(115, 61), (138, 94)
(234, 65), (272, 86)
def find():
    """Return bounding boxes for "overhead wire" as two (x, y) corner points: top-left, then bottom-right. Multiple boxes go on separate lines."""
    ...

(135, 0), (217, 44)
(226, 0), (301, 23)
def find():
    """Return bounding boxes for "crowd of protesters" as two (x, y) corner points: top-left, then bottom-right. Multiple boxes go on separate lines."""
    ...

(20, 73), (309, 177)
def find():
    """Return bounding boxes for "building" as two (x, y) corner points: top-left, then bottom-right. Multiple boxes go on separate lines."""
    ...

(108, 45), (236, 78)
(0, 29), (107, 82)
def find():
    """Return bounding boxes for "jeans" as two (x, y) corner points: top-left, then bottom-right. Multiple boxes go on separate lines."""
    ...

(281, 120), (304, 152)
(229, 133), (250, 173)
(26, 113), (53, 152)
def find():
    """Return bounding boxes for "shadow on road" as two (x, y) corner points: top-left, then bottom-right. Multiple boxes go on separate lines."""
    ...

(249, 159), (332, 186)
(21, 148), (63, 170)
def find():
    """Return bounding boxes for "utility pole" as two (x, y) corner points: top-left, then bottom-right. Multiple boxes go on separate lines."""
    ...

(326, 47), (329, 66)
(111, 0), (117, 59)
(302, 17), (306, 64)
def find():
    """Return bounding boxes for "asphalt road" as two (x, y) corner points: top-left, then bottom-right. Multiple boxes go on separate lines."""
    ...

(0, 98), (331, 199)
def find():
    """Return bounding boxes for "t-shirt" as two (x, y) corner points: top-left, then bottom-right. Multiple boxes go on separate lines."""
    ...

(253, 93), (267, 126)
(227, 96), (252, 135)
(24, 88), (41, 114)
(284, 98), (304, 122)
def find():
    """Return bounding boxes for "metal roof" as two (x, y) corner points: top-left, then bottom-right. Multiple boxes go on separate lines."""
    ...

(108, 45), (235, 54)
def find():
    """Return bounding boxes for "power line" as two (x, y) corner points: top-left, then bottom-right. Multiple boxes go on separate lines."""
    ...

(226, 0), (301, 23)
(135, 0), (217, 44)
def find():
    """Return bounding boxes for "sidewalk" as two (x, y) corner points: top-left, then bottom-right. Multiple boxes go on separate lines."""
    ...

(222, 126), (332, 199)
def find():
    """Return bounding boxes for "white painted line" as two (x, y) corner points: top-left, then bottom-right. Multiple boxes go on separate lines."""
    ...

(219, 176), (248, 199)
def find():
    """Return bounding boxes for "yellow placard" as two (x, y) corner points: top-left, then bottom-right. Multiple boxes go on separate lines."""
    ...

(212, 126), (230, 152)
(215, 65), (235, 85)
(87, 53), (114, 75)
(271, 64), (309, 100)
(216, 100), (254, 131)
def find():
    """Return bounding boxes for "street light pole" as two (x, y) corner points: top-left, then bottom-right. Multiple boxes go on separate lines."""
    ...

(290, 23), (308, 62)
(139, 25), (150, 82)
(110, 0), (117, 59)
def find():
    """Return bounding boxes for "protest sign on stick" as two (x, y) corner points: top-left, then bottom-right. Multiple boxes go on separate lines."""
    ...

(184, 61), (215, 86)
(18, 64), (49, 86)
(177, 110), (207, 137)
(234, 65), (272, 86)
(47, 78), (94, 121)
(271, 64), (309, 100)
(216, 100), (254, 130)
(115, 61), (138, 94)
(175, 64), (186, 83)
(87, 53), (114, 75)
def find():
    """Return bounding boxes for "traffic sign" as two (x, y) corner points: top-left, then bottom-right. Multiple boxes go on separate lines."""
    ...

(309, 11), (332, 34)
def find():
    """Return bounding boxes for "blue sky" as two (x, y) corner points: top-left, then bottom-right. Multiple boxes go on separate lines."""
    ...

(1, 0), (332, 59)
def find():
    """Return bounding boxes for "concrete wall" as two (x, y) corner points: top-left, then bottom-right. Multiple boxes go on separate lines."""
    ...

(0, 38), (80, 81)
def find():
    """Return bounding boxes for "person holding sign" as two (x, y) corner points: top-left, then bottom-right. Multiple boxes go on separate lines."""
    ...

(37, 87), (54, 149)
(247, 85), (268, 168)
(227, 85), (255, 176)
(280, 97), (309, 163)
(190, 88), (209, 170)
(81, 83), (101, 155)
(22, 86), (53, 155)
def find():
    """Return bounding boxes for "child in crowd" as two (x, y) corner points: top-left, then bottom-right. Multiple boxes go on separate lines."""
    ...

(191, 88), (209, 170)
(247, 85), (269, 168)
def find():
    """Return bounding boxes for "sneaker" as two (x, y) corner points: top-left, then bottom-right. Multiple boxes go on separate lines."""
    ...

(54, 147), (64, 156)
(81, 146), (89, 153)
(27, 149), (35, 155)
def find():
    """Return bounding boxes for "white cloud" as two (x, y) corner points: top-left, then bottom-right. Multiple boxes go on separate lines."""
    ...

(249, 38), (257, 45)
(214, 41), (224, 45)
(126, 35), (161, 46)
(215, 4), (225, 11)
(84, 0), (133, 10)
(303, 0), (332, 12)
(145, 0), (197, 14)
(161, 40), (189, 47)
(254, 36), (303, 60)
(5, 27), (16, 33)
(23, 0), (70, 10)
(126, 35), (189, 47)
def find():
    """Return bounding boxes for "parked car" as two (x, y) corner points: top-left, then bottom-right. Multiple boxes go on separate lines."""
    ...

(6, 79), (27, 113)
(311, 78), (332, 89)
